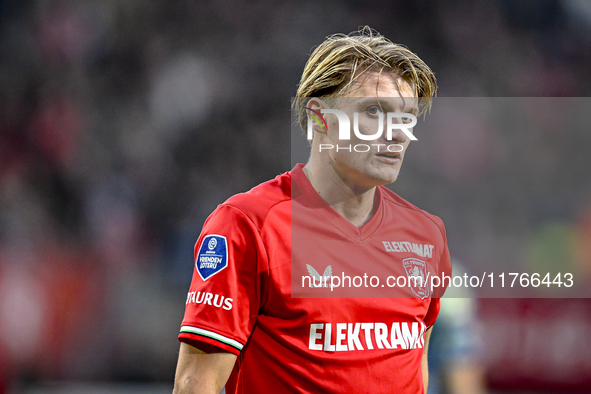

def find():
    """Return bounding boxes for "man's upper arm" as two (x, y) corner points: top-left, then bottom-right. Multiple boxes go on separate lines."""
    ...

(176, 204), (265, 392)
(173, 342), (237, 394)
(179, 204), (264, 355)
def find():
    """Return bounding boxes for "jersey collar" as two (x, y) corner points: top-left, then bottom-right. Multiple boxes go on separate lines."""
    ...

(291, 163), (384, 243)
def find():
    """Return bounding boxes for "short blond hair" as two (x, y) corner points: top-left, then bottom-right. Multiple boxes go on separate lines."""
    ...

(295, 27), (437, 131)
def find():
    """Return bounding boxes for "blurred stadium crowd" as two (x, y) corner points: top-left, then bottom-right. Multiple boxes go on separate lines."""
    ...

(0, 0), (590, 392)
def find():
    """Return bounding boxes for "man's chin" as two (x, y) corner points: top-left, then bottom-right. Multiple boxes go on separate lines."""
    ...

(369, 170), (399, 186)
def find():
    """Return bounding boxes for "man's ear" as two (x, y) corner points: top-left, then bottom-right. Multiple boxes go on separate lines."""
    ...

(306, 98), (329, 134)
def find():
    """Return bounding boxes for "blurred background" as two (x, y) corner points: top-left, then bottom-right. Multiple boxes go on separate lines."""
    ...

(0, 0), (590, 393)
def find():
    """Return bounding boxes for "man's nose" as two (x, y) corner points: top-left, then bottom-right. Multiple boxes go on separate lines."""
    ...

(380, 115), (409, 144)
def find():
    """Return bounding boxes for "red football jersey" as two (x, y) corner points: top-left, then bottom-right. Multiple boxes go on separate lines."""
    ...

(179, 164), (451, 394)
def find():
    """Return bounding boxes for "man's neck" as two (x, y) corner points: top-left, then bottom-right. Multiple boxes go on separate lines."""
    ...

(302, 162), (379, 228)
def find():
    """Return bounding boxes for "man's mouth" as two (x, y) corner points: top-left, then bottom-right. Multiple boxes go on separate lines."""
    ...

(376, 152), (400, 160)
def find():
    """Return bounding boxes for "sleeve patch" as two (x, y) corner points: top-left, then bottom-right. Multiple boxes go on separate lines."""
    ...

(196, 235), (228, 280)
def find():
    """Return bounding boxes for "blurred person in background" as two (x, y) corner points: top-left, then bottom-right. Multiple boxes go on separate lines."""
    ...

(427, 261), (487, 394)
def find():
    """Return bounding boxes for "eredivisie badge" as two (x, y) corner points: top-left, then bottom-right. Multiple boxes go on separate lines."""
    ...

(196, 235), (228, 280)
(402, 257), (430, 299)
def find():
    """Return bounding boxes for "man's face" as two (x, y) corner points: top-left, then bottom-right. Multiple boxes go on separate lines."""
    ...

(315, 72), (417, 191)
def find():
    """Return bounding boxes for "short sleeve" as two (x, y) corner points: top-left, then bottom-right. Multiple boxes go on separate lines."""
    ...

(424, 298), (441, 328)
(178, 204), (266, 355)
(425, 219), (452, 327)
(435, 223), (452, 298)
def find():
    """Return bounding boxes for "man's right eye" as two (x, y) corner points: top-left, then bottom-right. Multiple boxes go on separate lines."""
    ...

(367, 106), (381, 115)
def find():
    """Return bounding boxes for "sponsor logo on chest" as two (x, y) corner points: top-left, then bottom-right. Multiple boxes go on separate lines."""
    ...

(382, 241), (434, 258)
(308, 321), (427, 352)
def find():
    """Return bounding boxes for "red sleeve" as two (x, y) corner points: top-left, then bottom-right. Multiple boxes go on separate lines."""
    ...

(436, 221), (452, 298)
(424, 298), (440, 328)
(425, 218), (452, 327)
(178, 204), (267, 355)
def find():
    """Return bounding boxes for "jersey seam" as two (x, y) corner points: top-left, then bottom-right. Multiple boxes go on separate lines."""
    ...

(380, 190), (446, 240)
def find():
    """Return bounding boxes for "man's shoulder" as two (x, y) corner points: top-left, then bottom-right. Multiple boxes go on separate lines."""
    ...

(378, 186), (446, 231)
(219, 170), (292, 226)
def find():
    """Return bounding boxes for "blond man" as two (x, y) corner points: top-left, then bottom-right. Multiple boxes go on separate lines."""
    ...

(174, 27), (450, 394)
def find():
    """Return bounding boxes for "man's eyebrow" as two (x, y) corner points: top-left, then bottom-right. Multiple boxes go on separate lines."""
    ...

(356, 97), (417, 113)
(356, 97), (382, 106)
